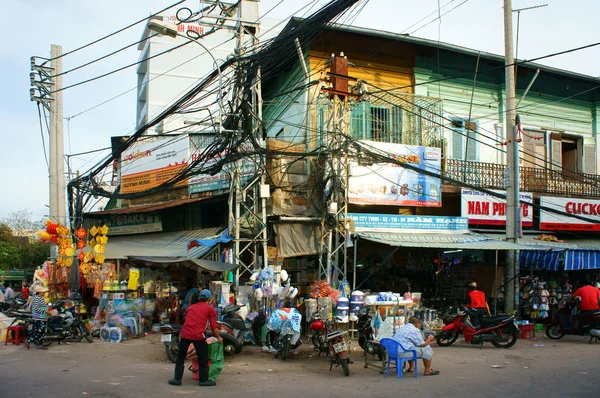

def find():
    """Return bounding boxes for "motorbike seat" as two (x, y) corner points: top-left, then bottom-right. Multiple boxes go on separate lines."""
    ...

(479, 315), (513, 327)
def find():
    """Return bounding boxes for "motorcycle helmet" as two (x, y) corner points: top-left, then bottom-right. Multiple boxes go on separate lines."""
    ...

(310, 319), (324, 332)
(466, 281), (477, 289)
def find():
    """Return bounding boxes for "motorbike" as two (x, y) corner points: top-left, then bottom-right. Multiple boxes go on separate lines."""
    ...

(436, 306), (518, 349)
(9, 296), (92, 347)
(545, 300), (600, 343)
(356, 307), (384, 360)
(266, 308), (302, 360)
(161, 320), (241, 363)
(218, 304), (246, 353)
(309, 315), (352, 376)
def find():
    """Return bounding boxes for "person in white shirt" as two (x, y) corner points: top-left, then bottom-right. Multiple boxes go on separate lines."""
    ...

(4, 282), (15, 301)
(392, 316), (439, 376)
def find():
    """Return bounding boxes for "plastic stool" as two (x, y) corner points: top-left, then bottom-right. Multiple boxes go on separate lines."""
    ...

(519, 324), (536, 339)
(5, 325), (27, 346)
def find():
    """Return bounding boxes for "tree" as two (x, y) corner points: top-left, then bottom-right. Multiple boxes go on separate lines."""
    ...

(1, 209), (44, 237)
(0, 241), (21, 271)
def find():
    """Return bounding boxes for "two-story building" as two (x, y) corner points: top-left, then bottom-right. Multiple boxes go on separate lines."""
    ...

(262, 18), (600, 303)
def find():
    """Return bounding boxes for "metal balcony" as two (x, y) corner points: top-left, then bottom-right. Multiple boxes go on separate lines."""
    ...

(443, 159), (600, 197)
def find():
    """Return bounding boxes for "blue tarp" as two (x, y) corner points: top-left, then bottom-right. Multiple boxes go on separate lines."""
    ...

(564, 250), (600, 271)
(519, 250), (563, 271)
(187, 229), (233, 251)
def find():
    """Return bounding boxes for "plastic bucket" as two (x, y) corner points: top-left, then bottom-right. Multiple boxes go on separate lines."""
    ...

(337, 297), (349, 308)
(350, 290), (365, 303)
(337, 307), (349, 317)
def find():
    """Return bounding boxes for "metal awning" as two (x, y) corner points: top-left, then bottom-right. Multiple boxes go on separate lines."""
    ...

(357, 232), (536, 250)
(103, 228), (237, 272)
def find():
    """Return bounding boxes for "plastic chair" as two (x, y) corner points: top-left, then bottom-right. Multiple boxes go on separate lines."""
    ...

(5, 325), (27, 346)
(379, 338), (419, 379)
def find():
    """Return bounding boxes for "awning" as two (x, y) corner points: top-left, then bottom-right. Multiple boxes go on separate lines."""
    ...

(518, 236), (578, 250)
(519, 250), (564, 271)
(127, 257), (237, 273)
(564, 250), (600, 271)
(85, 197), (213, 216)
(274, 223), (321, 258)
(103, 228), (237, 273)
(357, 232), (531, 250)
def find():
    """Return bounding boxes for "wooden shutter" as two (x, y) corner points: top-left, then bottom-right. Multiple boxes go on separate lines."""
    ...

(351, 101), (370, 140)
(465, 124), (478, 162)
(521, 130), (546, 168)
(450, 120), (464, 160)
(584, 138), (596, 174)
(551, 133), (562, 171)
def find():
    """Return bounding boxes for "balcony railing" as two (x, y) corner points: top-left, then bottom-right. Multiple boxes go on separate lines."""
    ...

(444, 159), (600, 197)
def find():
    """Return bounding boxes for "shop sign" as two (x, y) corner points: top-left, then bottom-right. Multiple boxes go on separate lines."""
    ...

(348, 141), (441, 207)
(461, 188), (533, 227)
(120, 136), (189, 194)
(105, 214), (163, 235)
(540, 196), (600, 231)
(347, 213), (468, 232)
(188, 135), (255, 194)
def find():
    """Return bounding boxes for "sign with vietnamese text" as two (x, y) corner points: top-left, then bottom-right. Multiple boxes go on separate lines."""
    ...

(461, 188), (533, 227)
(540, 196), (600, 231)
(105, 214), (163, 235)
(348, 141), (441, 207)
(348, 213), (468, 232)
(120, 137), (189, 194)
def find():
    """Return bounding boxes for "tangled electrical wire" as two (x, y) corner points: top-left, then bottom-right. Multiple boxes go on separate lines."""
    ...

(68, 0), (363, 224)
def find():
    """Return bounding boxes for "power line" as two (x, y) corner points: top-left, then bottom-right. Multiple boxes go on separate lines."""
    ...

(45, 0), (186, 62)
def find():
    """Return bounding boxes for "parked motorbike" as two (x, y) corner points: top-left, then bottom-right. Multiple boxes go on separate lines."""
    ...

(218, 304), (246, 353)
(309, 315), (352, 376)
(9, 296), (92, 347)
(545, 300), (600, 343)
(436, 306), (518, 348)
(161, 321), (241, 363)
(356, 308), (384, 360)
(266, 308), (302, 360)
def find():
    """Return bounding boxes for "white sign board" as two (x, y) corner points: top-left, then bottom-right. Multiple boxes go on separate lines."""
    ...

(540, 196), (600, 231)
(461, 188), (533, 227)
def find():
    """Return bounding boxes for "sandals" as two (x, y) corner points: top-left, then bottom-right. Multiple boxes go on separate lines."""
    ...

(424, 370), (440, 376)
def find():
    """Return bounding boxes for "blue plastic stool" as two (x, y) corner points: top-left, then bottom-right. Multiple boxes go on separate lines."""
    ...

(379, 338), (419, 379)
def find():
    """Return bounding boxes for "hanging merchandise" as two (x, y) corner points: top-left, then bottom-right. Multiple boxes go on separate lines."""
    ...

(128, 268), (140, 290)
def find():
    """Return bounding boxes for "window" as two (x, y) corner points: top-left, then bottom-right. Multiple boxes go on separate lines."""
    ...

(449, 118), (478, 161)
(351, 102), (403, 143)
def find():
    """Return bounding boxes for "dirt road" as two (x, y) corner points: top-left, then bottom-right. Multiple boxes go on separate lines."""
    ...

(1, 333), (598, 398)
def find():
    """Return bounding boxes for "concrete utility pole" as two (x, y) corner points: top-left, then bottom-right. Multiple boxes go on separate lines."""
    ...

(49, 45), (67, 227)
(503, 0), (519, 313)
(30, 44), (66, 229)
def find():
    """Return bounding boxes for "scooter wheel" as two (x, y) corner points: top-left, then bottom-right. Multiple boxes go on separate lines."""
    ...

(545, 325), (565, 340)
(341, 358), (350, 376)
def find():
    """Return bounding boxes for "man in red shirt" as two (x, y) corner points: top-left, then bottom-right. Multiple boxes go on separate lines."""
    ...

(465, 281), (491, 328)
(573, 283), (600, 314)
(168, 289), (222, 387)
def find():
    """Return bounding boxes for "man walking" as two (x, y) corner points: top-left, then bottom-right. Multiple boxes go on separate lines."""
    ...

(168, 289), (223, 387)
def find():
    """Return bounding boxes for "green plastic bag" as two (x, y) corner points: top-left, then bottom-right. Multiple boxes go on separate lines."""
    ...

(208, 342), (225, 382)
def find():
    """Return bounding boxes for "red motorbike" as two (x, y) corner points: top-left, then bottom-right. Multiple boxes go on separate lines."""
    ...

(436, 306), (518, 349)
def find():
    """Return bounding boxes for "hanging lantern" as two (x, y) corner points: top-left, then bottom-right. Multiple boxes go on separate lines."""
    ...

(65, 247), (76, 257)
(89, 226), (98, 237)
(94, 244), (105, 254)
(76, 227), (87, 239)
(95, 254), (105, 264)
(78, 251), (86, 261)
(98, 235), (109, 245)
(77, 240), (86, 249)
(100, 225), (109, 235)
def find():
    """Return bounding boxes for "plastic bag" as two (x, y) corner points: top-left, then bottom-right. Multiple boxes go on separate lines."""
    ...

(208, 342), (224, 382)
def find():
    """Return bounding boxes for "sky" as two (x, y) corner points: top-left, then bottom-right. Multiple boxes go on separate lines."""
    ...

(1, 0), (598, 222)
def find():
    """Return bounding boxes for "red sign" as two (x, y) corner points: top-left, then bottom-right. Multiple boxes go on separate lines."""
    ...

(461, 189), (533, 226)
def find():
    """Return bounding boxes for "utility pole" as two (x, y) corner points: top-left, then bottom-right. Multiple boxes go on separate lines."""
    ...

(31, 45), (66, 228)
(319, 53), (352, 285)
(503, 0), (519, 313)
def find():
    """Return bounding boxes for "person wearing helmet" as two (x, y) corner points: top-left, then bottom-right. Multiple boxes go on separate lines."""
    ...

(168, 289), (223, 387)
(465, 281), (490, 328)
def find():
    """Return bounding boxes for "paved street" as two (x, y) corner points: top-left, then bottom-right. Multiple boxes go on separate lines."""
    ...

(1, 332), (599, 398)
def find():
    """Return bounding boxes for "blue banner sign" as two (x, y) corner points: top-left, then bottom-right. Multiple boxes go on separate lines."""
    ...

(347, 213), (469, 231)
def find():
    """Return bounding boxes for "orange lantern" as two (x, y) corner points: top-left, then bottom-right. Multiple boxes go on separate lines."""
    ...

(76, 227), (87, 239)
